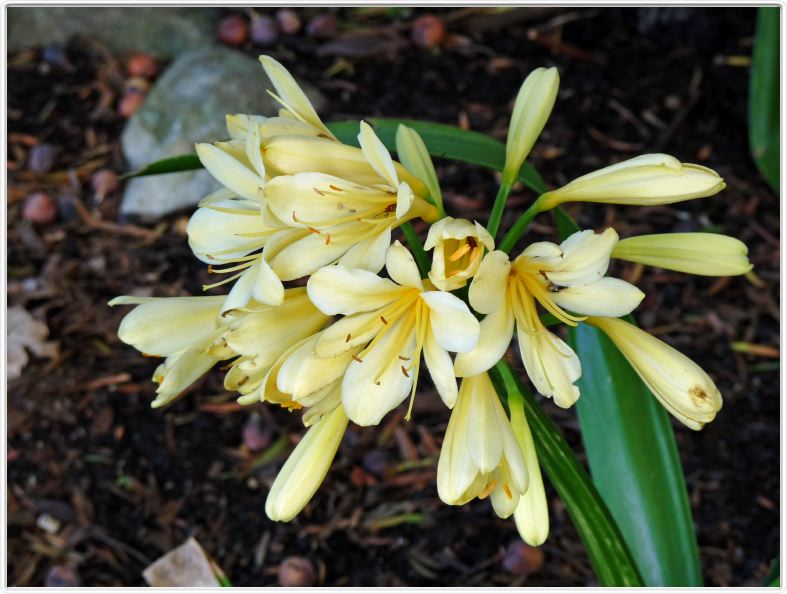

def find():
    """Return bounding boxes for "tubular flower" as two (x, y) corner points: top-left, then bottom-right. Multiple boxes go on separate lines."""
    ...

(455, 229), (644, 408)
(437, 373), (529, 518)
(587, 316), (723, 430)
(424, 217), (495, 291)
(110, 295), (230, 407)
(187, 195), (284, 309)
(537, 154), (725, 210)
(503, 66), (560, 184)
(395, 124), (443, 212)
(263, 123), (440, 279)
(612, 232), (753, 276)
(307, 241), (480, 426)
(265, 404), (349, 522)
(219, 287), (329, 400)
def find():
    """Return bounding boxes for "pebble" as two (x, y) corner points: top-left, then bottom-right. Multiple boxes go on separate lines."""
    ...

(125, 76), (151, 94)
(242, 415), (272, 451)
(23, 192), (58, 225)
(45, 564), (80, 587)
(218, 14), (248, 46)
(41, 45), (67, 66)
(278, 556), (316, 587)
(91, 169), (120, 199)
(36, 512), (61, 534)
(118, 92), (145, 118)
(411, 15), (445, 49)
(250, 15), (279, 47)
(28, 143), (56, 173)
(127, 53), (158, 78)
(275, 9), (301, 35)
(306, 13), (337, 39)
(502, 540), (544, 575)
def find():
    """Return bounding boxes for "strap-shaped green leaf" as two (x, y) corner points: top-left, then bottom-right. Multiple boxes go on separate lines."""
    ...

(749, 6), (780, 192)
(553, 207), (702, 586)
(491, 362), (643, 587)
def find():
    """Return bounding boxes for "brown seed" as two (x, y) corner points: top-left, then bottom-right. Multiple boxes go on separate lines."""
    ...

(27, 143), (56, 173)
(411, 15), (445, 50)
(23, 192), (57, 225)
(218, 14), (249, 46)
(306, 13), (337, 39)
(250, 15), (279, 47)
(278, 556), (316, 587)
(502, 540), (544, 575)
(91, 169), (120, 198)
(118, 92), (145, 118)
(276, 8), (302, 35)
(127, 53), (158, 78)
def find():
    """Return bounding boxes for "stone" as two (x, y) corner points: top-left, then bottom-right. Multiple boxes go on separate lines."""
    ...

(120, 47), (325, 218)
(7, 7), (220, 58)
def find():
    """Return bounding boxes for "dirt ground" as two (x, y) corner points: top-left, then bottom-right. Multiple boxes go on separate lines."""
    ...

(7, 7), (779, 587)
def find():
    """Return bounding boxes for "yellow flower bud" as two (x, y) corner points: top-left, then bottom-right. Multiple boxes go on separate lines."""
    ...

(395, 124), (443, 211)
(503, 67), (560, 183)
(587, 316), (722, 430)
(538, 154), (725, 210)
(424, 217), (494, 291)
(612, 233), (752, 276)
(265, 405), (348, 521)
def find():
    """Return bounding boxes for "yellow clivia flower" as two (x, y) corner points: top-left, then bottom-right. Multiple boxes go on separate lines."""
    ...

(437, 373), (529, 518)
(503, 66), (560, 184)
(262, 122), (440, 280)
(307, 241), (480, 426)
(265, 404), (349, 522)
(110, 295), (229, 408)
(537, 154), (725, 210)
(455, 229), (644, 408)
(424, 217), (494, 291)
(588, 316), (722, 430)
(612, 232), (753, 276)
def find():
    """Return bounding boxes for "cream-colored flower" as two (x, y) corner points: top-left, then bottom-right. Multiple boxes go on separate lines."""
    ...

(307, 241), (480, 426)
(503, 67), (560, 183)
(265, 404), (348, 522)
(537, 154), (725, 210)
(110, 295), (229, 407)
(259, 122), (439, 280)
(612, 232), (753, 276)
(220, 288), (329, 399)
(424, 217), (494, 291)
(455, 229), (644, 407)
(437, 373), (528, 518)
(587, 316), (722, 429)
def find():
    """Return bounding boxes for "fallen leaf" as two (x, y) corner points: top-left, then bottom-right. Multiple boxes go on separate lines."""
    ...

(7, 305), (59, 380)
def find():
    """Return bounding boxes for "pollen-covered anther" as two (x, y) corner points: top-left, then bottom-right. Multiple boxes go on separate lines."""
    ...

(329, 184), (344, 192)
(380, 315), (388, 325)
(352, 354), (363, 363)
(503, 483), (513, 499)
(478, 479), (498, 500)
(401, 365), (410, 378)
(313, 187), (325, 196)
(345, 333), (352, 343)
(324, 233), (331, 245)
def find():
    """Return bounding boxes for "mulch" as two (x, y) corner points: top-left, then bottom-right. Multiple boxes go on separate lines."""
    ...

(7, 7), (778, 587)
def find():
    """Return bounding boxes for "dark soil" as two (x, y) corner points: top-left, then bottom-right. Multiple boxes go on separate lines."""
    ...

(7, 7), (779, 587)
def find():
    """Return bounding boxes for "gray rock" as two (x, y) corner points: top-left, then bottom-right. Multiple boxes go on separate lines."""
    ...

(8, 7), (219, 57)
(120, 47), (325, 217)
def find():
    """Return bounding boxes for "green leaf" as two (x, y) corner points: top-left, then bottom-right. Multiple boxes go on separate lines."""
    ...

(764, 558), (780, 587)
(122, 154), (202, 179)
(749, 6), (780, 192)
(553, 207), (702, 586)
(491, 362), (643, 587)
(328, 119), (548, 194)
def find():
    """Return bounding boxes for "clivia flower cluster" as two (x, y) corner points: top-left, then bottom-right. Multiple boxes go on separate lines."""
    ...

(111, 56), (752, 544)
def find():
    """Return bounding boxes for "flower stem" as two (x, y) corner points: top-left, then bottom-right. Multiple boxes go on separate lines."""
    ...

(498, 199), (543, 253)
(400, 221), (431, 278)
(486, 180), (514, 240)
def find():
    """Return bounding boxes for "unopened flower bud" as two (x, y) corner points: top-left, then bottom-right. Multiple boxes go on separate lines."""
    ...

(587, 316), (722, 430)
(538, 154), (725, 210)
(612, 232), (752, 276)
